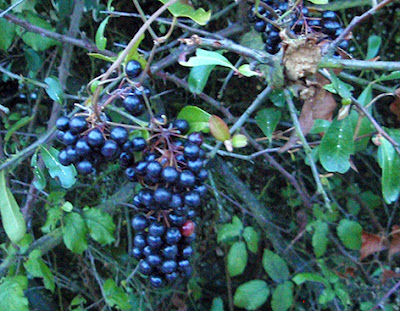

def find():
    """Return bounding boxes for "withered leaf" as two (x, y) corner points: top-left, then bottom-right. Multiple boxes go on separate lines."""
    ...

(360, 230), (388, 260)
(389, 225), (400, 259)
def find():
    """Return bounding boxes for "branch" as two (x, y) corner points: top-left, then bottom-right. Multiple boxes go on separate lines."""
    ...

(320, 58), (400, 71)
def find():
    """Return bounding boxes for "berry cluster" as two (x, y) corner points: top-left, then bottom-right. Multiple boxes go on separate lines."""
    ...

(55, 59), (207, 288)
(249, 1), (348, 54)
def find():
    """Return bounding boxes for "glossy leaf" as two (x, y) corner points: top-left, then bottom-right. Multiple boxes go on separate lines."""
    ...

(0, 170), (27, 244)
(41, 146), (77, 189)
(271, 281), (294, 311)
(95, 16), (110, 51)
(255, 108), (281, 142)
(83, 207), (115, 245)
(366, 35), (381, 60)
(210, 297), (224, 311)
(44, 76), (64, 103)
(324, 72), (354, 99)
(180, 48), (235, 70)
(209, 115), (230, 142)
(159, 0), (211, 25)
(24, 249), (55, 292)
(233, 280), (269, 310)
(62, 212), (88, 254)
(231, 134), (248, 148)
(243, 226), (259, 254)
(262, 249), (289, 283)
(0, 276), (29, 311)
(312, 220), (329, 257)
(88, 53), (117, 63)
(103, 279), (132, 310)
(268, 89), (286, 108)
(31, 153), (46, 190)
(319, 117), (354, 173)
(177, 105), (211, 133)
(188, 64), (217, 94)
(337, 219), (362, 250)
(227, 241), (248, 277)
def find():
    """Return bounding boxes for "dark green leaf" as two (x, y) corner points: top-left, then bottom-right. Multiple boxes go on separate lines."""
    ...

(243, 226), (259, 254)
(309, 119), (331, 134)
(103, 279), (132, 310)
(268, 89), (286, 108)
(188, 64), (216, 94)
(209, 115), (230, 142)
(62, 212), (88, 254)
(177, 105), (211, 133)
(44, 76), (63, 103)
(255, 108), (281, 142)
(159, 0), (211, 25)
(324, 72), (354, 99)
(0, 276), (29, 311)
(83, 207), (115, 245)
(210, 297), (224, 311)
(262, 249), (289, 283)
(95, 16), (110, 51)
(366, 35), (381, 59)
(41, 206), (62, 233)
(0, 18), (16, 50)
(233, 280), (269, 310)
(319, 117), (354, 173)
(41, 146), (77, 188)
(271, 281), (294, 311)
(337, 219), (362, 250)
(31, 153), (46, 191)
(312, 220), (329, 257)
(24, 249), (55, 292)
(0, 170), (27, 244)
(227, 241), (248, 277)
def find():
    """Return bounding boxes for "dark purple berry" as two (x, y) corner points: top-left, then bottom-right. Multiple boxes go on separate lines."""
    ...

(69, 116), (87, 134)
(119, 152), (134, 168)
(147, 235), (163, 249)
(322, 11), (337, 21)
(125, 167), (136, 181)
(172, 119), (190, 135)
(184, 143), (200, 160)
(187, 132), (203, 146)
(123, 94), (145, 117)
(132, 247), (142, 260)
(146, 161), (162, 177)
(147, 254), (162, 267)
(101, 140), (119, 159)
(148, 221), (166, 237)
(161, 260), (177, 274)
(165, 227), (182, 245)
(132, 214), (148, 231)
(149, 274), (164, 288)
(254, 20), (266, 32)
(184, 191), (201, 208)
(125, 60), (142, 78)
(139, 189), (154, 206)
(166, 272), (178, 283)
(86, 128), (105, 148)
(179, 170), (196, 188)
(169, 194), (183, 209)
(154, 188), (172, 207)
(66, 146), (79, 163)
(194, 184), (207, 197)
(139, 260), (152, 275)
(58, 149), (72, 166)
(134, 234), (147, 249)
(134, 161), (148, 175)
(75, 138), (91, 156)
(76, 160), (93, 175)
(197, 168), (208, 182)
(132, 137), (146, 152)
(162, 245), (178, 259)
(182, 245), (193, 259)
(56, 116), (70, 131)
(161, 166), (179, 184)
(187, 158), (203, 174)
(63, 130), (78, 145)
(110, 127), (128, 145)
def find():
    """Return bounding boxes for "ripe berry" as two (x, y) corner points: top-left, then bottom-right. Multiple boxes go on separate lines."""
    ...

(144, 153), (157, 162)
(63, 131), (78, 145)
(75, 138), (91, 156)
(162, 245), (178, 259)
(58, 149), (72, 166)
(322, 11), (337, 21)
(154, 188), (172, 207)
(147, 254), (162, 267)
(76, 160), (93, 175)
(134, 87), (151, 98)
(161, 167), (179, 184)
(194, 184), (207, 197)
(100, 140), (119, 159)
(166, 272), (178, 283)
(169, 214), (187, 226)
(179, 170), (196, 188)
(87, 128), (105, 148)
(187, 132), (203, 146)
(254, 20), (266, 32)
(146, 161), (162, 177)
(134, 161), (148, 176)
(66, 146), (79, 163)
(187, 210), (196, 219)
(184, 191), (201, 208)
(187, 158), (203, 174)
(139, 260), (152, 275)
(119, 152), (134, 168)
(125, 60), (142, 78)
(134, 234), (147, 249)
(178, 259), (190, 271)
(307, 19), (322, 29)
(132, 137), (146, 152)
(56, 130), (65, 141)
(56, 116), (70, 131)
(322, 21), (341, 36)
(172, 119), (190, 135)
(132, 214), (149, 231)
(123, 94), (145, 117)
(182, 245), (194, 259)
(139, 189), (154, 206)
(110, 127), (128, 145)
(125, 167), (136, 181)
(122, 140), (133, 152)
(143, 246), (152, 257)
(148, 221), (166, 237)
(169, 194), (183, 209)
(147, 235), (163, 249)
(69, 116), (87, 134)
(184, 143), (200, 160)
(181, 220), (195, 237)
(149, 274), (164, 288)
(132, 247), (142, 260)
(197, 168), (209, 182)
(161, 260), (177, 274)
(166, 227), (182, 245)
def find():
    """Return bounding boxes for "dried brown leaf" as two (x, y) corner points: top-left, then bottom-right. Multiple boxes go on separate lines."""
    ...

(389, 225), (400, 259)
(360, 231), (388, 260)
(382, 269), (400, 284)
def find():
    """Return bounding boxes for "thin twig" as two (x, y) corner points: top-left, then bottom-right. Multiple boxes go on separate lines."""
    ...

(320, 58), (400, 71)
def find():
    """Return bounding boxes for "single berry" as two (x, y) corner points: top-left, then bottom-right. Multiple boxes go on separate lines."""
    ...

(154, 188), (172, 207)
(123, 94), (145, 116)
(197, 168), (209, 182)
(119, 152), (134, 168)
(165, 227), (182, 245)
(172, 119), (190, 135)
(146, 161), (162, 177)
(187, 158), (203, 174)
(132, 137), (146, 152)
(56, 130), (65, 141)
(161, 166), (179, 184)
(134, 87), (151, 98)
(322, 21), (341, 36)
(169, 214), (187, 226)
(322, 11), (337, 21)
(69, 116), (87, 134)
(76, 160), (93, 175)
(139, 260), (152, 275)
(181, 220), (195, 237)
(110, 127), (128, 145)
(134, 234), (147, 249)
(56, 116), (70, 131)
(75, 138), (91, 156)
(184, 143), (200, 160)
(254, 20), (266, 32)
(145, 153), (157, 162)
(122, 140), (133, 152)
(187, 132), (203, 146)
(86, 128), (105, 148)
(58, 149), (72, 166)
(149, 274), (164, 288)
(125, 167), (136, 181)
(147, 254), (162, 267)
(307, 19), (322, 29)
(143, 246), (152, 257)
(194, 184), (207, 197)
(100, 139), (119, 159)
(66, 146), (79, 163)
(166, 272), (178, 283)
(179, 170), (196, 188)
(132, 214), (149, 231)
(147, 235), (163, 249)
(187, 209), (196, 219)
(63, 131), (78, 145)
(178, 259), (190, 271)
(132, 247), (142, 260)
(148, 221), (166, 237)
(182, 245), (194, 259)
(161, 260), (177, 274)
(125, 60), (142, 78)
(184, 191), (201, 208)
(162, 245), (178, 259)
(139, 189), (154, 206)
(184, 233), (196, 244)
(169, 194), (183, 209)
(134, 161), (148, 176)
(133, 195), (142, 207)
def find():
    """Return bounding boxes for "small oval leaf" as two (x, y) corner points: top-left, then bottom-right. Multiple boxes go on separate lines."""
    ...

(177, 105), (211, 133)
(227, 241), (248, 277)
(233, 280), (269, 310)
(209, 115), (230, 142)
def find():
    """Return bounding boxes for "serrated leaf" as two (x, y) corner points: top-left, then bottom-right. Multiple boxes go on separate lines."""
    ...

(95, 16), (110, 51)
(103, 279), (132, 310)
(44, 76), (63, 103)
(209, 115), (230, 142)
(262, 249), (289, 283)
(377, 136), (400, 204)
(237, 64), (260, 77)
(0, 18), (16, 50)
(210, 297), (224, 311)
(83, 208), (115, 245)
(41, 206), (62, 233)
(40, 146), (77, 188)
(62, 212), (88, 254)
(0, 170), (27, 244)
(177, 105), (211, 133)
(366, 35), (381, 59)
(312, 220), (329, 257)
(180, 48), (235, 70)
(31, 153), (46, 190)
(292, 273), (329, 287)
(0, 276), (29, 311)
(255, 108), (281, 142)
(337, 219), (362, 250)
(319, 117), (354, 173)
(243, 227), (259, 254)
(24, 249), (55, 292)
(233, 280), (269, 310)
(228, 241), (248, 277)
(271, 281), (294, 311)
(159, 0), (211, 25)
(231, 134), (247, 148)
(188, 64), (216, 94)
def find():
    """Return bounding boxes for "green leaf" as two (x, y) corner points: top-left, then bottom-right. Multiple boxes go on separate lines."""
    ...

(271, 281), (294, 311)
(312, 220), (329, 257)
(83, 207), (115, 245)
(88, 53), (117, 63)
(377, 136), (400, 204)
(237, 64), (260, 77)
(31, 153), (46, 190)
(188, 64), (216, 94)
(124, 33), (146, 69)
(324, 72), (354, 99)
(307, 0), (328, 4)
(40, 146), (77, 188)
(103, 279), (132, 310)
(11, 0), (37, 13)
(159, 0), (211, 25)
(366, 35), (381, 59)
(24, 249), (55, 292)
(292, 273), (329, 287)
(337, 219), (362, 250)
(180, 48), (235, 70)
(309, 119), (331, 134)
(231, 134), (248, 148)
(233, 280), (269, 310)
(319, 288), (335, 304)
(227, 241), (248, 277)
(177, 105), (211, 134)
(209, 115), (230, 142)
(70, 295), (87, 307)
(44, 76), (63, 103)
(262, 250), (290, 283)
(210, 297), (224, 311)
(217, 216), (243, 243)
(0, 18), (16, 50)
(334, 282), (351, 306)
(95, 16), (110, 51)
(41, 206), (62, 233)
(4, 116), (34, 143)
(255, 108), (281, 142)
(61, 201), (73, 212)
(375, 71), (400, 82)
(0, 276), (29, 311)
(268, 89), (286, 108)
(0, 170), (27, 244)
(319, 117), (355, 173)
(243, 226), (259, 254)
(62, 212), (88, 254)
